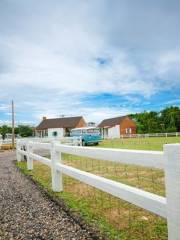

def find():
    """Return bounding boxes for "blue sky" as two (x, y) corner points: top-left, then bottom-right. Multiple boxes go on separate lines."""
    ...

(0, 0), (180, 125)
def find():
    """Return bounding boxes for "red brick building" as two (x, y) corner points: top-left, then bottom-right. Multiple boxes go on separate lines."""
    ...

(98, 116), (136, 138)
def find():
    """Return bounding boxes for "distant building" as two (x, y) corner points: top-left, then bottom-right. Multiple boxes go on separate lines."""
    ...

(98, 116), (136, 138)
(36, 116), (86, 138)
(87, 122), (96, 127)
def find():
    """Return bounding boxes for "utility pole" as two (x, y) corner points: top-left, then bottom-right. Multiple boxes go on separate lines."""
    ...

(12, 100), (15, 149)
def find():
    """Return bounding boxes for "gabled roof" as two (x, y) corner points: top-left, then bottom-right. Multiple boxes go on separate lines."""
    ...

(98, 116), (127, 128)
(36, 116), (84, 130)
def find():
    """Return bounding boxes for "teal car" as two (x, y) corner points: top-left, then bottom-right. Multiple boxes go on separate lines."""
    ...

(70, 127), (102, 146)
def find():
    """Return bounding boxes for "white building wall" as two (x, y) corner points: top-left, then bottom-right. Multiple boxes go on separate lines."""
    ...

(108, 125), (120, 138)
(103, 128), (108, 138)
(48, 128), (64, 138)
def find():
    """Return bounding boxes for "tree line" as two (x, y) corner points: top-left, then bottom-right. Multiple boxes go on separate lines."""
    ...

(0, 106), (180, 138)
(0, 125), (33, 139)
(130, 106), (180, 134)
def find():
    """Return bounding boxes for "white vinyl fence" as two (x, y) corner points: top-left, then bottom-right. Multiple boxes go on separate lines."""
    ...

(120, 132), (180, 139)
(0, 136), (81, 148)
(23, 136), (82, 146)
(16, 139), (180, 240)
(0, 138), (17, 145)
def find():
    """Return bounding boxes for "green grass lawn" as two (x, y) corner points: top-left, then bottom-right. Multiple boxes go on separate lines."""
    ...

(16, 137), (180, 240)
(98, 136), (180, 151)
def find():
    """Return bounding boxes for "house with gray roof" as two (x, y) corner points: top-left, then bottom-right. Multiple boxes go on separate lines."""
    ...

(36, 116), (86, 138)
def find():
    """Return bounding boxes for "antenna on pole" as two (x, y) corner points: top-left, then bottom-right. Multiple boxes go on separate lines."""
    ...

(12, 100), (15, 149)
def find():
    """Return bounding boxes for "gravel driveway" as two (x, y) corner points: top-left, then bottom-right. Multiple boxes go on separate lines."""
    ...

(0, 151), (94, 240)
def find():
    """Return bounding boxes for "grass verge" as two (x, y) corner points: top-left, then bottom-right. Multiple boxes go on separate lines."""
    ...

(98, 136), (180, 151)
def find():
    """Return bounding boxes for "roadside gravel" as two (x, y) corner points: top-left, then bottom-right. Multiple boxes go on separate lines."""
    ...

(0, 151), (94, 240)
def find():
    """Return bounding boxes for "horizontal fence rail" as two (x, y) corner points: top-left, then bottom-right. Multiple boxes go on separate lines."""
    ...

(119, 132), (180, 139)
(16, 139), (180, 240)
(0, 136), (81, 149)
(56, 162), (167, 218)
(55, 144), (164, 169)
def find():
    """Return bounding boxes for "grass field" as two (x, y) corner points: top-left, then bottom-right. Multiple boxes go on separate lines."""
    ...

(98, 136), (180, 150)
(17, 137), (180, 240)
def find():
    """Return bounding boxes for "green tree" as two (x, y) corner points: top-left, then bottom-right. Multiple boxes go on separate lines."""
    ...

(160, 106), (180, 132)
(130, 106), (180, 134)
(18, 125), (33, 137)
(0, 125), (12, 139)
(131, 111), (160, 133)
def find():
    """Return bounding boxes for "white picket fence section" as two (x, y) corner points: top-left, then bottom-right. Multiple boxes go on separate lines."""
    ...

(16, 139), (180, 240)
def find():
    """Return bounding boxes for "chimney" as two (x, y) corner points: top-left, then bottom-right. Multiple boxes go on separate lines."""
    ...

(43, 116), (46, 120)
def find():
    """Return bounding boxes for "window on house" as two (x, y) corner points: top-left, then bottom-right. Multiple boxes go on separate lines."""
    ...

(52, 131), (58, 137)
(126, 128), (132, 134)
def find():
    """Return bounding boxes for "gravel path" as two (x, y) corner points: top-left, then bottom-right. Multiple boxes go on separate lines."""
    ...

(0, 151), (94, 240)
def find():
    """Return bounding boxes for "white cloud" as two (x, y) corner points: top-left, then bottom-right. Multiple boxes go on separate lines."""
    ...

(0, 103), (10, 111)
(156, 51), (180, 75)
(0, 0), (180, 123)
(0, 35), (155, 98)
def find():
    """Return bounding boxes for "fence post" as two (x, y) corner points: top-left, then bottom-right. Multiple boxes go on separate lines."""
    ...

(27, 141), (33, 170)
(51, 141), (63, 192)
(164, 144), (180, 240)
(16, 140), (21, 162)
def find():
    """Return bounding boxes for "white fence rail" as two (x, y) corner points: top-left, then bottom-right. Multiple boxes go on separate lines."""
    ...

(28, 136), (81, 145)
(16, 139), (180, 239)
(0, 138), (17, 145)
(119, 132), (180, 139)
(0, 136), (81, 148)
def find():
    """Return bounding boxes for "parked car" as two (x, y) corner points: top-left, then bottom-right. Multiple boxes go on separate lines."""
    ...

(70, 127), (102, 146)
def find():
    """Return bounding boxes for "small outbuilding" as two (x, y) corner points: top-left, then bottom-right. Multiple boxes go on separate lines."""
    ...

(98, 116), (136, 138)
(36, 116), (86, 138)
